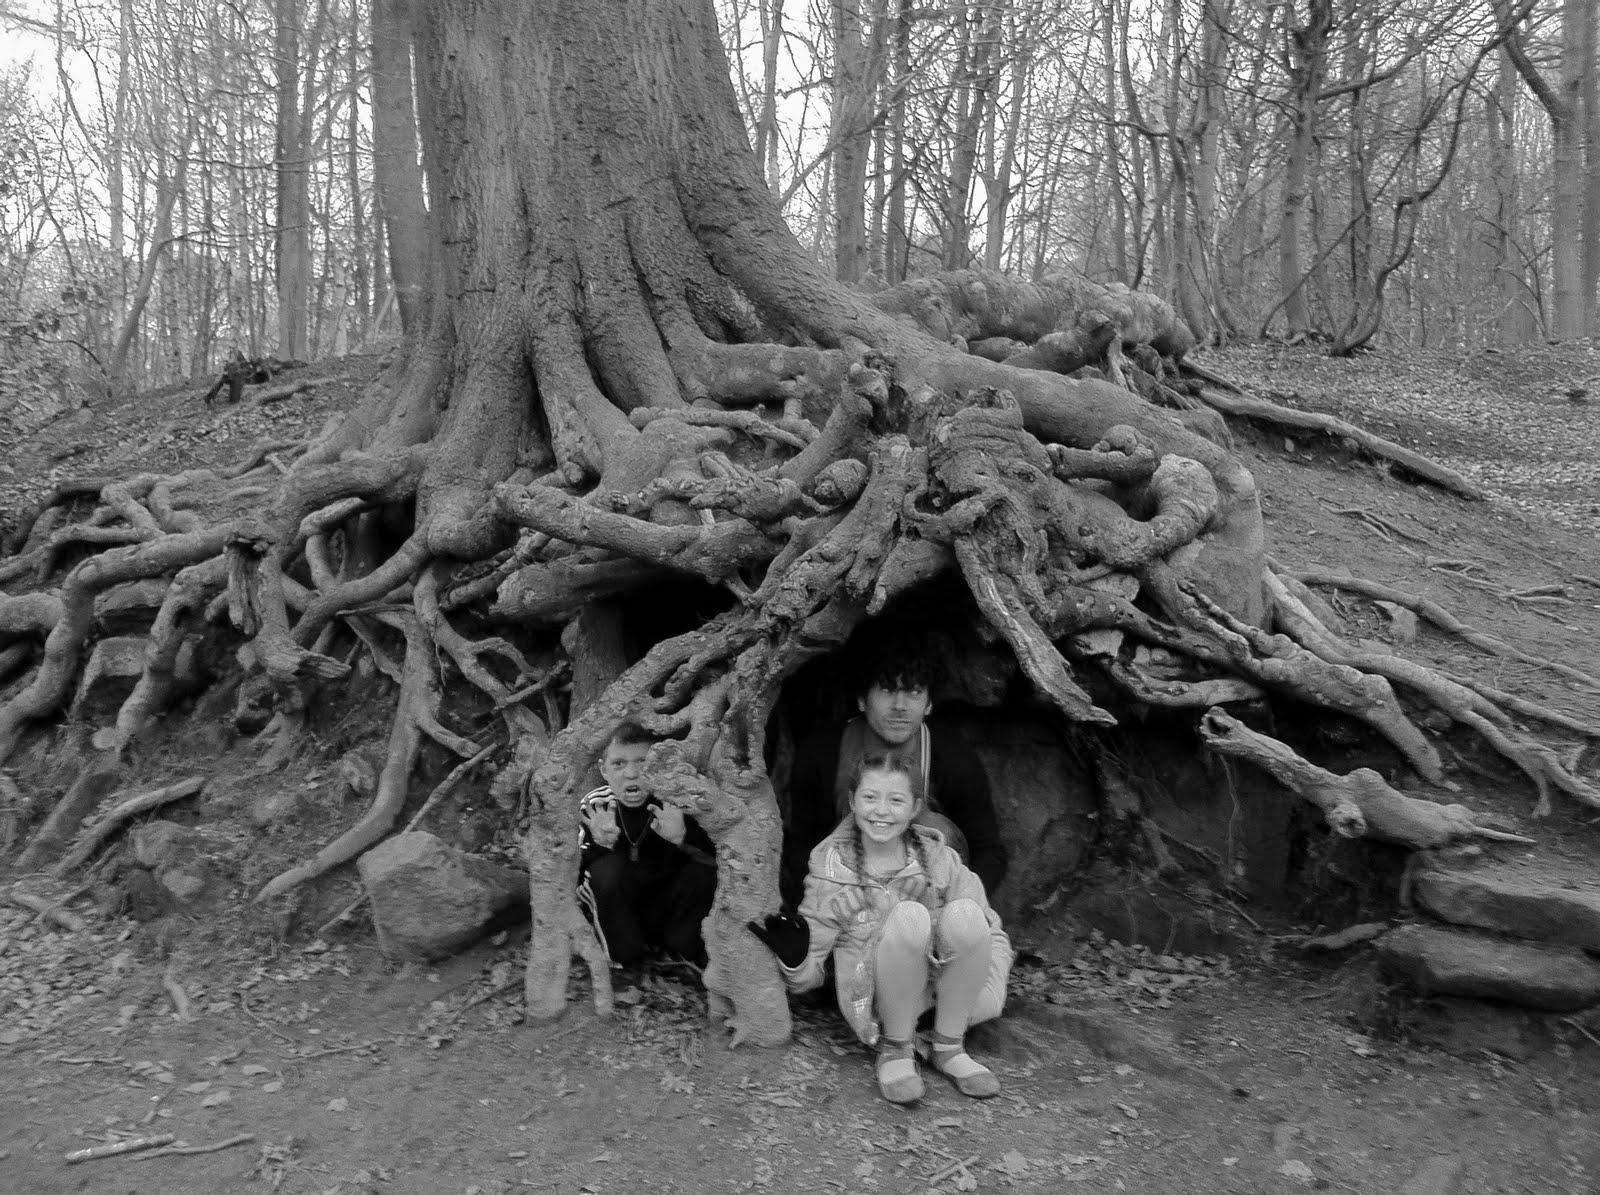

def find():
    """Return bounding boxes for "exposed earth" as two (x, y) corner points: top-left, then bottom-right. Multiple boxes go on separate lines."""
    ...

(3, 339), (1600, 1193)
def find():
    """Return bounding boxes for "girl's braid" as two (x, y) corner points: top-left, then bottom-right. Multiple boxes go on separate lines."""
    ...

(908, 829), (930, 888)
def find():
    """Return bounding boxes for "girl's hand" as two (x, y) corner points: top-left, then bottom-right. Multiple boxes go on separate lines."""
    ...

(583, 802), (620, 849)
(828, 886), (887, 926)
(897, 875), (930, 906)
(649, 801), (688, 846)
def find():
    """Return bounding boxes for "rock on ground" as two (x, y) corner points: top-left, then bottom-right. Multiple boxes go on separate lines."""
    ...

(1414, 858), (1600, 953)
(357, 831), (528, 961)
(1376, 923), (1600, 1012)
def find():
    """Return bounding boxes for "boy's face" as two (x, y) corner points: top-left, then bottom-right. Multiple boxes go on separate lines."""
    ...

(859, 682), (932, 745)
(599, 740), (652, 807)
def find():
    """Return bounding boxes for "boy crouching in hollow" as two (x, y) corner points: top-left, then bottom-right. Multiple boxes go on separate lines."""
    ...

(578, 721), (716, 967)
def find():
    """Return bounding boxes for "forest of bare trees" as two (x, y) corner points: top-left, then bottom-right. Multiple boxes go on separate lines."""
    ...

(0, 0), (1595, 419)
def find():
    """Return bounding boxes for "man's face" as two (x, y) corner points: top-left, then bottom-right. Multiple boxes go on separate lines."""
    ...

(599, 740), (652, 807)
(858, 682), (932, 745)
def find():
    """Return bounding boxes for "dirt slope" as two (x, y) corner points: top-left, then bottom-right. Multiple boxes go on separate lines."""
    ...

(3, 340), (1600, 1194)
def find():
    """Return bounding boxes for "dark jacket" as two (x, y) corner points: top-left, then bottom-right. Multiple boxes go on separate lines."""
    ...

(579, 787), (715, 880)
(782, 719), (1007, 906)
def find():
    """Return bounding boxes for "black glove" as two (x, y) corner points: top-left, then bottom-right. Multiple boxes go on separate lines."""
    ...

(748, 911), (809, 969)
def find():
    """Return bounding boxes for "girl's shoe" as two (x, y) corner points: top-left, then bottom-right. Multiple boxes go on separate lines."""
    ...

(929, 1031), (999, 1098)
(875, 1035), (924, 1104)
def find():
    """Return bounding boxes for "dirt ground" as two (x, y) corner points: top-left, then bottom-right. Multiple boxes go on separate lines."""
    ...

(4, 340), (1600, 1193)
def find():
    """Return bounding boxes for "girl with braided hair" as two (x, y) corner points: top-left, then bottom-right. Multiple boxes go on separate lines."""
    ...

(751, 753), (1013, 1104)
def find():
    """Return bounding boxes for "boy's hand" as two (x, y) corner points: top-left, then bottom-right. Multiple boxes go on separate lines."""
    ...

(650, 801), (687, 846)
(583, 802), (620, 849)
(748, 912), (809, 968)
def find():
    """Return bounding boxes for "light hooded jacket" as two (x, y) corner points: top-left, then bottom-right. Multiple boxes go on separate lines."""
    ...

(781, 819), (1013, 1046)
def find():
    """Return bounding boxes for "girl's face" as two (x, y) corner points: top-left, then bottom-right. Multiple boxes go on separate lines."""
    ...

(851, 767), (919, 847)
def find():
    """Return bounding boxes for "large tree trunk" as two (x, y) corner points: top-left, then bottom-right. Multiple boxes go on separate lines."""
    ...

(371, 0), (434, 333)
(1276, 0), (1331, 339)
(274, 0), (311, 361)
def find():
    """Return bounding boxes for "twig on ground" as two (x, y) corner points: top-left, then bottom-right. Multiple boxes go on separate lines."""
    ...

(925, 1154), (981, 1186)
(1301, 923), (1387, 952)
(64, 1134), (175, 1163)
(253, 380), (313, 405)
(1323, 504), (1432, 545)
(163, 962), (193, 1022)
(4, 886), (88, 932)
(131, 1133), (256, 1160)
(235, 991), (298, 1044)
(314, 893), (369, 941)
(449, 980), (521, 1023)
(1505, 584), (1571, 601)
(1563, 1017), (1600, 1049)
(289, 1037), (401, 1060)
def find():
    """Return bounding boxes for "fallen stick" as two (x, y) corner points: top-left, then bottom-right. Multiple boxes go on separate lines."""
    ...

(64, 1134), (175, 1163)
(253, 379), (313, 405)
(163, 962), (194, 1022)
(235, 991), (298, 1045)
(926, 1154), (981, 1186)
(3, 887), (88, 932)
(130, 1133), (257, 1160)
(147, 1133), (257, 1160)
(1301, 922), (1388, 952)
(289, 1037), (399, 1060)
(51, 777), (206, 877)
(448, 979), (521, 1023)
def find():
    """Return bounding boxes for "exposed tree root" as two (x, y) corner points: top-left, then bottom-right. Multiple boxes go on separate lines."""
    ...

(1182, 364), (1486, 500)
(1198, 709), (1532, 848)
(3, 885), (89, 932)
(1265, 571), (1600, 814)
(51, 776), (206, 876)
(255, 616), (433, 903)
(1291, 568), (1600, 695)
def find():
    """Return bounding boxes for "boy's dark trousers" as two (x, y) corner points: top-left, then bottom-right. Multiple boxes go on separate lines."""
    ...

(583, 851), (716, 966)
